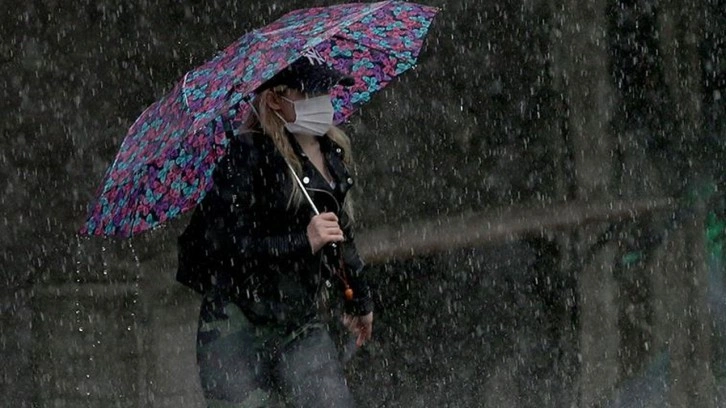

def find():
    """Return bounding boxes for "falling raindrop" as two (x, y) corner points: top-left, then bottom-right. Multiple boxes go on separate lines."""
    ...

(101, 242), (108, 277)
(73, 234), (91, 399)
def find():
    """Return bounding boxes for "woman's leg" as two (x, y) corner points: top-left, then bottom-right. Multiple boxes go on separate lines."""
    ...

(275, 327), (355, 408)
(197, 295), (278, 407)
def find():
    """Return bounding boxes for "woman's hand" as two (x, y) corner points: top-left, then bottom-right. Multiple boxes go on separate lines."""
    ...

(342, 312), (373, 347)
(306, 212), (344, 253)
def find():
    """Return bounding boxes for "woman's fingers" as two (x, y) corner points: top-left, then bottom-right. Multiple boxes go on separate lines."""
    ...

(318, 212), (338, 222)
(356, 323), (371, 347)
(342, 316), (359, 336)
(342, 314), (374, 347)
(361, 319), (371, 336)
(315, 216), (343, 237)
(311, 213), (339, 229)
(361, 314), (373, 344)
(307, 212), (345, 252)
(322, 229), (344, 243)
(342, 315), (373, 347)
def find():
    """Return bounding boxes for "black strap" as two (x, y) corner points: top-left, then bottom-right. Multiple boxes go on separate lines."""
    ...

(220, 116), (235, 140)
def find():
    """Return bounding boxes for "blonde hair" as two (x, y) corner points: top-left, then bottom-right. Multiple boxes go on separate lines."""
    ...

(244, 85), (355, 223)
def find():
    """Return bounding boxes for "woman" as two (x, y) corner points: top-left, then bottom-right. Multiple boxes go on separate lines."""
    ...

(177, 50), (374, 407)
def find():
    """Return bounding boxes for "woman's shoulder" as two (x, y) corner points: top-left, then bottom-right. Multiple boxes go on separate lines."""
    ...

(219, 130), (290, 186)
(234, 128), (265, 147)
(226, 129), (274, 161)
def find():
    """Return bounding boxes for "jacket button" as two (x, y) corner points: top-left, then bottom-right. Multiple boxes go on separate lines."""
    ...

(303, 176), (310, 184)
(335, 148), (342, 154)
(347, 177), (354, 185)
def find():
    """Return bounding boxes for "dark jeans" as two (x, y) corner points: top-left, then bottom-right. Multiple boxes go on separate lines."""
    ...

(196, 293), (356, 408)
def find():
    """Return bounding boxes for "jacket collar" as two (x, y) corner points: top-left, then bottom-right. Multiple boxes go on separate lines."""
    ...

(285, 131), (354, 199)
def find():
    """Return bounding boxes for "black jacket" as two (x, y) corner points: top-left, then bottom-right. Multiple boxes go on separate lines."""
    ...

(177, 129), (373, 326)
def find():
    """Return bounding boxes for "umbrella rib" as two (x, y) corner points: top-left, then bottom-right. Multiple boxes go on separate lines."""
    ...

(181, 72), (192, 110)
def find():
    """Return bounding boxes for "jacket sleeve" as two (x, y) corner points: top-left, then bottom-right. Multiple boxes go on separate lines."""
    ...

(341, 222), (374, 316)
(201, 135), (311, 263)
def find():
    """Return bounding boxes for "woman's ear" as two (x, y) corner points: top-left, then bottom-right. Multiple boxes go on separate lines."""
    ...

(263, 90), (283, 111)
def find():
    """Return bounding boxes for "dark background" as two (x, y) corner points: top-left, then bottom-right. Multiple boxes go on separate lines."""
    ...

(2, 0), (726, 406)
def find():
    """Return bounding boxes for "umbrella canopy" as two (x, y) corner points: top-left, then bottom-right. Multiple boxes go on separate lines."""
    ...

(81, 1), (439, 237)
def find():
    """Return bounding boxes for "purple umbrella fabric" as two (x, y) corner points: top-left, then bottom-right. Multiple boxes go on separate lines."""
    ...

(81, 1), (438, 237)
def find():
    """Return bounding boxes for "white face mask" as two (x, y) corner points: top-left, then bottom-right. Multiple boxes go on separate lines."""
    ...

(277, 95), (334, 136)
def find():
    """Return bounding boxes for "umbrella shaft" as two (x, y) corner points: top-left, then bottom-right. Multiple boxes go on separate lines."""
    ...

(287, 162), (320, 215)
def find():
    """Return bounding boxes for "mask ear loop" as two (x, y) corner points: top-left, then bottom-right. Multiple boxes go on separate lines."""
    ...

(244, 97), (261, 123)
(247, 92), (293, 125)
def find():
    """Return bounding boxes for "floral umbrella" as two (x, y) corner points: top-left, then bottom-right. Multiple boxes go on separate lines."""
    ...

(81, 1), (439, 237)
